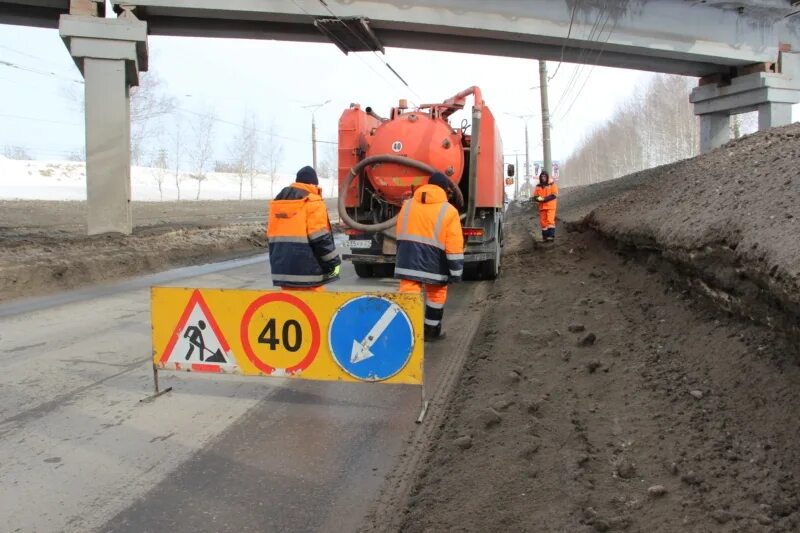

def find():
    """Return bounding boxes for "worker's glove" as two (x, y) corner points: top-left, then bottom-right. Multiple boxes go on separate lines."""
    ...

(324, 264), (341, 279)
(447, 184), (464, 211)
(534, 196), (544, 202)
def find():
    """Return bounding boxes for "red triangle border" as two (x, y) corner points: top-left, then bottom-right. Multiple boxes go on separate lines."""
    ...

(158, 289), (232, 365)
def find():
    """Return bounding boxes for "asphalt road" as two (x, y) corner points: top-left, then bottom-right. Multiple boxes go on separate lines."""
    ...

(0, 254), (485, 532)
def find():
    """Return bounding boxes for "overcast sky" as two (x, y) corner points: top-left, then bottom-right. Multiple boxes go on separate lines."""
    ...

(0, 22), (797, 177)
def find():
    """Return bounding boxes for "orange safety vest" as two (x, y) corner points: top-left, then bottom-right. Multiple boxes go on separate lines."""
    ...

(534, 182), (559, 210)
(267, 182), (340, 287)
(394, 184), (464, 284)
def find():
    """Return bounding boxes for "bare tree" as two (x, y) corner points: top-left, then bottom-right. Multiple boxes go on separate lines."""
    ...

(2, 145), (32, 160)
(130, 71), (175, 165)
(317, 145), (338, 197)
(63, 66), (174, 166)
(263, 121), (284, 197)
(189, 111), (216, 200)
(244, 120), (259, 200)
(151, 148), (169, 201)
(171, 115), (184, 201)
(562, 74), (697, 186)
(731, 111), (758, 139)
(229, 138), (248, 201)
(67, 149), (85, 162)
(229, 113), (260, 200)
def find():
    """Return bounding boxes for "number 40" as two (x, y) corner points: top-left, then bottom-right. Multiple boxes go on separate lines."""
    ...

(258, 318), (302, 352)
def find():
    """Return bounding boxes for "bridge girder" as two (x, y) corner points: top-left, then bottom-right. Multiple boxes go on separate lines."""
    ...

(1, 0), (799, 75)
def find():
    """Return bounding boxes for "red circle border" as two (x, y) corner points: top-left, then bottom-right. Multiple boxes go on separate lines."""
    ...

(240, 292), (321, 375)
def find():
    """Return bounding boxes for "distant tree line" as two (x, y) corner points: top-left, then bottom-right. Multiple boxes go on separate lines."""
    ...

(561, 74), (698, 186)
(141, 72), (337, 201)
(61, 67), (298, 201)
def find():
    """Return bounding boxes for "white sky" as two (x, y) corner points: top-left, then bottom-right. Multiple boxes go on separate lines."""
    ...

(0, 22), (797, 177)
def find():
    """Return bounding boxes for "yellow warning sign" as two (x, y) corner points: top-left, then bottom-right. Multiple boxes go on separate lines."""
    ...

(151, 288), (424, 384)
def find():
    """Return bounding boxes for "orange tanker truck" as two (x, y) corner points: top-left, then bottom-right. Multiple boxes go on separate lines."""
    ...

(337, 86), (507, 280)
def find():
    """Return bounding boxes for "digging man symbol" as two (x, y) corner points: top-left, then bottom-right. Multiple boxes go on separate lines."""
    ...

(183, 320), (224, 362)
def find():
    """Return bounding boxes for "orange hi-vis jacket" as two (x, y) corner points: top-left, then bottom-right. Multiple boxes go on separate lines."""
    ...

(394, 184), (464, 285)
(267, 182), (341, 288)
(534, 181), (559, 210)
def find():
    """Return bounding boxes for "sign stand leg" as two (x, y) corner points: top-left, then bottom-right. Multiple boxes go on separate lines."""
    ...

(416, 382), (429, 424)
(140, 364), (173, 403)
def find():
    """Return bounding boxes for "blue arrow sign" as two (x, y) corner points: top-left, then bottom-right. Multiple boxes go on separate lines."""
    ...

(328, 295), (415, 381)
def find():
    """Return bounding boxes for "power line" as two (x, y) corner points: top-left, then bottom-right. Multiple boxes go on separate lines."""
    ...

(549, 0), (579, 81)
(290, 0), (420, 105)
(551, 5), (611, 118)
(553, 5), (607, 112)
(315, 0), (422, 101)
(554, 15), (619, 122)
(0, 112), (82, 126)
(0, 43), (72, 69)
(551, 9), (606, 115)
(0, 58), (83, 84)
(174, 107), (337, 146)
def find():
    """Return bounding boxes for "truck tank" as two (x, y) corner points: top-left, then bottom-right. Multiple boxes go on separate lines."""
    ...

(364, 112), (464, 206)
(338, 87), (506, 280)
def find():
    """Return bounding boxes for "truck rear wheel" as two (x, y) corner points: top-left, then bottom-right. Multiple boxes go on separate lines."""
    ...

(479, 241), (501, 280)
(353, 263), (374, 278)
(374, 264), (395, 278)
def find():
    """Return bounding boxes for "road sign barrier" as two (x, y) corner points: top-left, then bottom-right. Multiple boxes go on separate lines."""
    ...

(150, 287), (424, 386)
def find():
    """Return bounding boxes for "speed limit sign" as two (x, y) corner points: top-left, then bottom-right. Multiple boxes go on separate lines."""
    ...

(240, 292), (321, 376)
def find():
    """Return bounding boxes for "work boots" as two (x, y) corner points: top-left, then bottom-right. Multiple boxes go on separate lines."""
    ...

(424, 323), (446, 342)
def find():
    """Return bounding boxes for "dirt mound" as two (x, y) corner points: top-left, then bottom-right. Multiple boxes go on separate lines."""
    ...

(0, 200), (270, 302)
(560, 123), (800, 338)
(0, 198), (342, 302)
(393, 204), (800, 532)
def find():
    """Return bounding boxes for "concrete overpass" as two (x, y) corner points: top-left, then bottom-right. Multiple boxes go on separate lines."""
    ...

(1, 0), (800, 234)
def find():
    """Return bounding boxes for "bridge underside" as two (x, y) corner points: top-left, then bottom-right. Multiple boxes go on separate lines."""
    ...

(3, 0), (800, 75)
(1, 0), (799, 234)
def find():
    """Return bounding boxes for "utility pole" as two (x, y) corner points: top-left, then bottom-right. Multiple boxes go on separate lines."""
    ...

(302, 99), (331, 169)
(504, 112), (535, 194)
(538, 60), (552, 176)
(311, 114), (318, 169)
(524, 122), (530, 186)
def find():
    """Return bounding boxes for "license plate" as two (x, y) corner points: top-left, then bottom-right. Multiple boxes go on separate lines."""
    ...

(345, 239), (372, 249)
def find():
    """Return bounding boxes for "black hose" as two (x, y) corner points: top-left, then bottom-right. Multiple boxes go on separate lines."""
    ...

(365, 106), (387, 122)
(338, 154), (464, 232)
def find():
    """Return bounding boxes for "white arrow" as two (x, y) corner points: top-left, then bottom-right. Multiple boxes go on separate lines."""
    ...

(350, 302), (402, 364)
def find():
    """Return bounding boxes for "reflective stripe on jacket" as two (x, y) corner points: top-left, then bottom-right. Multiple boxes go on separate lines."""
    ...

(267, 182), (341, 287)
(394, 184), (464, 285)
(534, 182), (559, 210)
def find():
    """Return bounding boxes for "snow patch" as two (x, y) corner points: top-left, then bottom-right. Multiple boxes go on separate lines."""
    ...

(0, 159), (339, 201)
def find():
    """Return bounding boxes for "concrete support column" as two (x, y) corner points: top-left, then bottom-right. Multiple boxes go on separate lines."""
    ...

(59, 15), (148, 235)
(83, 58), (132, 234)
(690, 53), (800, 154)
(757, 102), (793, 131)
(699, 113), (730, 153)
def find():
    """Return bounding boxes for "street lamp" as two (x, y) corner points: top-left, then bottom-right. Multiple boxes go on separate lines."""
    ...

(504, 112), (535, 191)
(302, 99), (332, 169)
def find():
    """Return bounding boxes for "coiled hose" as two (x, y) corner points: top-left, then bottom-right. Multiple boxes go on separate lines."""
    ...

(338, 154), (464, 233)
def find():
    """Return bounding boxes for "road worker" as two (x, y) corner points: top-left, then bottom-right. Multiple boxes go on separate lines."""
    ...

(267, 166), (341, 291)
(533, 170), (559, 242)
(395, 172), (464, 341)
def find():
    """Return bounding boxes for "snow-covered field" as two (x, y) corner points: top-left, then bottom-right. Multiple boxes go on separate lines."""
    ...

(0, 157), (339, 201)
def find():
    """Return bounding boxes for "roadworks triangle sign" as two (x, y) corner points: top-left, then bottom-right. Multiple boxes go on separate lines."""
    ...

(158, 290), (239, 374)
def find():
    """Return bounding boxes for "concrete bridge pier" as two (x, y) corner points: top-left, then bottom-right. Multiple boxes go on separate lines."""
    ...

(59, 12), (148, 235)
(691, 52), (800, 154)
